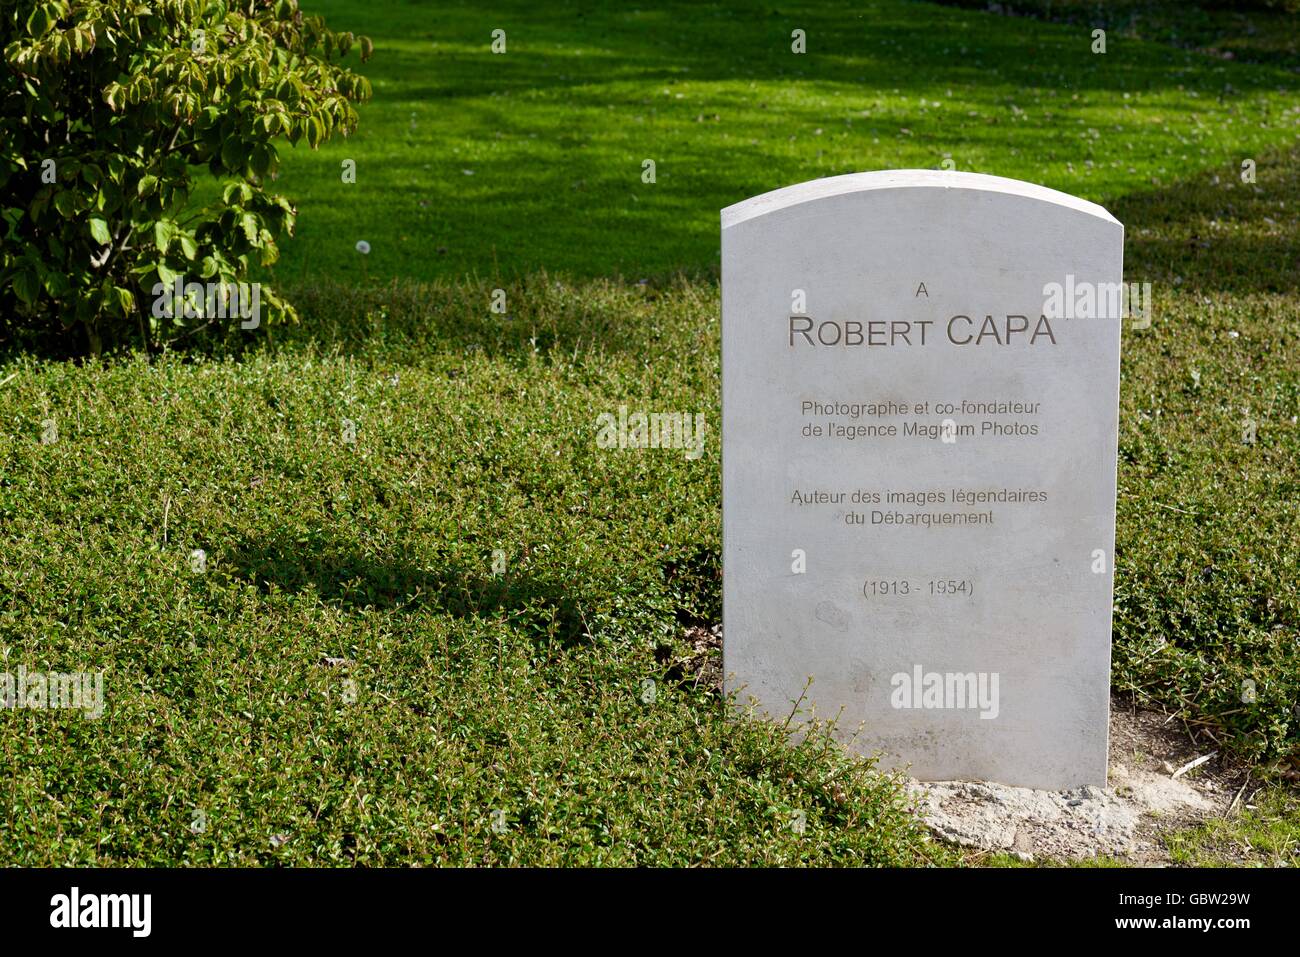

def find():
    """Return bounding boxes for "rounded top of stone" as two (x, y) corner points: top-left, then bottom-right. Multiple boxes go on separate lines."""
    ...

(721, 169), (1121, 230)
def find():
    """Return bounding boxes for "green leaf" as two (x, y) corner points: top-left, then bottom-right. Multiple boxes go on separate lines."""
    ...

(250, 144), (274, 177)
(13, 268), (40, 304)
(153, 219), (176, 254)
(138, 175), (159, 197)
(26, 5), (52, 39)
(221, 138), (243, 171)
(114, 286), (135, 317)
(53, 191), (77, 218)
(89, 217), (111, 244)
(42, 270), (70, 297)
(223, 181), (252, 205)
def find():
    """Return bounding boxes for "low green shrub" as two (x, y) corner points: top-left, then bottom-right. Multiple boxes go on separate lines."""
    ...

(1, 0), (371, 355)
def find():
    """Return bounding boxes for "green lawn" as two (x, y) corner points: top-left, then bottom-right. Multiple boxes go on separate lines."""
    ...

(0, 0), (1296, 865)
(264, 0), (1300, 284)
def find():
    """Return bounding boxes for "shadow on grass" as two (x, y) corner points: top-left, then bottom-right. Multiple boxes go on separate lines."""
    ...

(223, 531), (591, 645)
(922, 0), (1300, 70)
(217, 528), (721, 648)
(1109, 141), (1300, 294)
(250, 268), (716, 362)
(337, 0), (1292, 100)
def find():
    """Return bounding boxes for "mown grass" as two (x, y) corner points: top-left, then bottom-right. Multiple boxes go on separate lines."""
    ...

(259, 0), (1300, 284)
(0, 0), (1296, 865)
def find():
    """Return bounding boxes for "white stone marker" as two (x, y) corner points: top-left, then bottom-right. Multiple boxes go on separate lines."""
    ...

(721, 170), (1124, 789)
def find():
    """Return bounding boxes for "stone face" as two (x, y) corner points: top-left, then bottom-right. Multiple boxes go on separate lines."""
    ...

(721, 170), (1123, 789)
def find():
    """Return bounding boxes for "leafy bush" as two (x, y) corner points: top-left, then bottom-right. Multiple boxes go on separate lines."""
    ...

(1, 0), (371, 354)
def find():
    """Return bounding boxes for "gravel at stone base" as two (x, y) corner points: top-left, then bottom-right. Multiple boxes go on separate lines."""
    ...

(905, 698), (1229, 864)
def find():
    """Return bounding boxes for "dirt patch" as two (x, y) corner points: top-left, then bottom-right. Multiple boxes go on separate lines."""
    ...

(666, 624), (723, 693)
(909, 695), (1251, 864)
